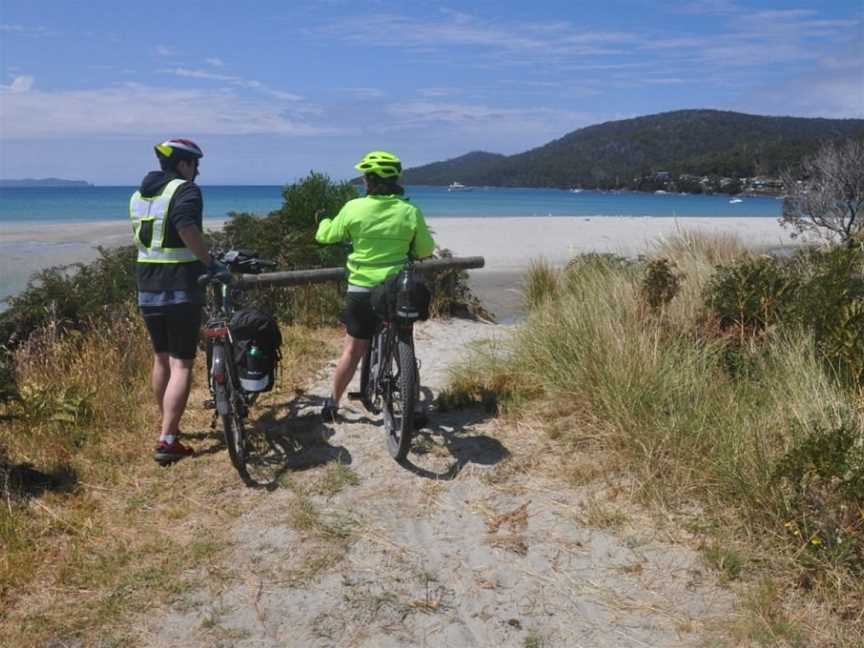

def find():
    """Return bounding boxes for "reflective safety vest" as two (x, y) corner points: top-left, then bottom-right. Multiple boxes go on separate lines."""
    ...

(129, 179), (197, 264)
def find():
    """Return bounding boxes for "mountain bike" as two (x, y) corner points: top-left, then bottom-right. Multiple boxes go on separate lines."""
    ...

(357, 261), (423, 461)
(200, 249), (275, 485)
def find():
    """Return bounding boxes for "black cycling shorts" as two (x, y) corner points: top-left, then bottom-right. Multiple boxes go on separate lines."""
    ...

(140, 304), (203, 360)
(341, 292), (379, 340)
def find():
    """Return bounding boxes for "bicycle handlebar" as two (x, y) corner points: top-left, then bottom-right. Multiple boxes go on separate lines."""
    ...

(198, 248), (277, 286)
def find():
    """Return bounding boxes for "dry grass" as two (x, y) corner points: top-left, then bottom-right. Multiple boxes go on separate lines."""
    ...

(0, 311), (340, 646)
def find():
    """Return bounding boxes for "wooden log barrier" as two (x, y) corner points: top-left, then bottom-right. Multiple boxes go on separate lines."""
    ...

(233, 256), (485, 289)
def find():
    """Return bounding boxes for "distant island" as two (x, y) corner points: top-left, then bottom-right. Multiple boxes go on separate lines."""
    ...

(402, 109), (864, 195)
(0, 178), (94, 188)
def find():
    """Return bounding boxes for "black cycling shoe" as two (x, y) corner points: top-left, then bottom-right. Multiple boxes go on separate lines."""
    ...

(413, 411), (429, 429)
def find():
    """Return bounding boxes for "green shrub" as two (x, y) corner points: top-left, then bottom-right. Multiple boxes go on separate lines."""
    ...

(703, 255), (799, 333)
(0, 246), (138, 402)
(796, 246), (864, 385)
(640, 257), (683, 313)
(426, 248), (488, 319)
(0, 245), (137, 348)
(704, 245), (864, 384)
(773, 420), (864, 574)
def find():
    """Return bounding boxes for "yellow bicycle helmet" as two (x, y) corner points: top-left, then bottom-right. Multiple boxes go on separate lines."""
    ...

(354, 150), (402, 178)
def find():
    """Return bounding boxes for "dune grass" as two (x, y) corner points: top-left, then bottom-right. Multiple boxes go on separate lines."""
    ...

(446, 232), (863, 645)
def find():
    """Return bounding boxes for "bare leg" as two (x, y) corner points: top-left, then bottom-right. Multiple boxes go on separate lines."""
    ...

(159, 356), (195, 439)
(151, 353), (170, 424)
(331, 335), (369, 405)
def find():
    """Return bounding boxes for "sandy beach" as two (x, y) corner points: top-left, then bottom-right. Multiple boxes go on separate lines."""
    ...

(1, 216), (797, 313)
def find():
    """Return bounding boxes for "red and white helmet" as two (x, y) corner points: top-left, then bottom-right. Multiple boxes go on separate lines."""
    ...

(154, 138), (204, 162)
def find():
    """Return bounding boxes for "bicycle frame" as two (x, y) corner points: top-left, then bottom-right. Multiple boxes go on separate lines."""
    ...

(205, 279), (256, 403)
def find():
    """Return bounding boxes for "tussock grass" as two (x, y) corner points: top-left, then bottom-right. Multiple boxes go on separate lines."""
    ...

(0, 309), (339, 646)
(446, 231), (863, 645)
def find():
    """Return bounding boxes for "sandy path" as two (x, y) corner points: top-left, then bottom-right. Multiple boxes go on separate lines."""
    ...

(137, 318), (733, 648)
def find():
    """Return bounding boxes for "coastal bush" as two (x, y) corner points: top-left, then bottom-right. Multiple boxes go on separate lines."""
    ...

(702, 255), (799, 335)
(773, 419), (864, 575)
(639, 258), (683, 313)
(0, 245), (137, 348)
(425, 248), (489, 319)
(0, 246), (138, 402)
(703, 245), (864, 384)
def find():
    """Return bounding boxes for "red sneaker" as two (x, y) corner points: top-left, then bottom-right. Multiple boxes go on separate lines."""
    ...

(153, 439), (195, 465)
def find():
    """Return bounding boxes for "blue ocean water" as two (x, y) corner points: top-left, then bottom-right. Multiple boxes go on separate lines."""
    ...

(0, 184), (782, 223)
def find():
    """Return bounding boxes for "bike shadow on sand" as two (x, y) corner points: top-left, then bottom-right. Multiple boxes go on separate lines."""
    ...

(184, 398), (352, 489)
(348, 386), (509, 481)
(254, 394), (353, 467)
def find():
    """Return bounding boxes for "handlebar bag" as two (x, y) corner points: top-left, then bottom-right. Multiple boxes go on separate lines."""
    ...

(229, 307), (282, 392)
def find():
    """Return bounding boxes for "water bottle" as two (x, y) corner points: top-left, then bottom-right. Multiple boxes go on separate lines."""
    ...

(240, 343), (270, 392)
(396, 270), (419, 320)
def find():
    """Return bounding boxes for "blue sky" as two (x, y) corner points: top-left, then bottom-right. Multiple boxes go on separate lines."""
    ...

(1, 0), (862, 184)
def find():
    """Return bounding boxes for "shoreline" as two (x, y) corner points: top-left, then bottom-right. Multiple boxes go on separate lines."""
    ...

(1, 216), (799, 310)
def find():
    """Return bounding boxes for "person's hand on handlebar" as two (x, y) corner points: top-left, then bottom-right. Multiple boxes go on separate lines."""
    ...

(207, 256), (233, 282)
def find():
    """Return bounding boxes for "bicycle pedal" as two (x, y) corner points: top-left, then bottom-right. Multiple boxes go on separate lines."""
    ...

(203, 399), (216, 410)
(347, 391), (363, 401)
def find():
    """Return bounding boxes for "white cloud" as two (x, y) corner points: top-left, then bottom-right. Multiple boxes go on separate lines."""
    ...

(155, 45), (178, 57)
(0, 83), (334, 138)
(205, 57), (224, 67)
(385, 101), (596, 136)
(0, 24), (47, 34)
(417, 87), (455, 98)
(320, 14), (633, 58)
(675, 0), (741, 15)
(343, 87), (385, 99)
(1, 75), (34, 93)
(165, 68), (303, 99)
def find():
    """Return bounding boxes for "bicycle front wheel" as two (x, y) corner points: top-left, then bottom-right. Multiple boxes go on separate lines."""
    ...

(384, 327), (417, 461)
(360, 332), (382, 414)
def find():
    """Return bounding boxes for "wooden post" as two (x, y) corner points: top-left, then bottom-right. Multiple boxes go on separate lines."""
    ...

(233, 256), (485, 289)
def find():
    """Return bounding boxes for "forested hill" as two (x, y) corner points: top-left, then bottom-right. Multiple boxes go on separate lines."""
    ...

(402, 110), (864, 189)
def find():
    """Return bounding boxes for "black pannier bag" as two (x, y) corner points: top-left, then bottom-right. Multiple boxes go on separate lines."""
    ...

(229, 307), (282, 393)
(370, 270), (431, 322)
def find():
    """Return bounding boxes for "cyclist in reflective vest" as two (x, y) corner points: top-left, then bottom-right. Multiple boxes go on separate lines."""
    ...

(315, 150), (436, 420)
(131, 138), (225, 465)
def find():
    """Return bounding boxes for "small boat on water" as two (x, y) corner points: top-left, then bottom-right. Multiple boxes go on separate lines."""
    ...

(448, 182), (472, 192)
(729, 198), (743, 204)
(570, 188), (583, 194)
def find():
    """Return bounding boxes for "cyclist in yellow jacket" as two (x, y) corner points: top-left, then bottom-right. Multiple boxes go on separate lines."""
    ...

(315, 151), (436, 419)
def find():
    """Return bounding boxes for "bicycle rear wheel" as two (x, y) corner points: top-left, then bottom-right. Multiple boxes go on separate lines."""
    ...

(383, 327), (417, 461)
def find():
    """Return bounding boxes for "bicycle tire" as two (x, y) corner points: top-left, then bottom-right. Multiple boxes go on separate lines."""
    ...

(222, 408), (251, 484)
(384, 327), (417, 461)
(364, 332), (385, 414)
(221, 359), (252, 484)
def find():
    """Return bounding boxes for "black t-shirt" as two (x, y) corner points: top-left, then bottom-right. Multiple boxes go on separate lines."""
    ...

(134, 170), (207, 296)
